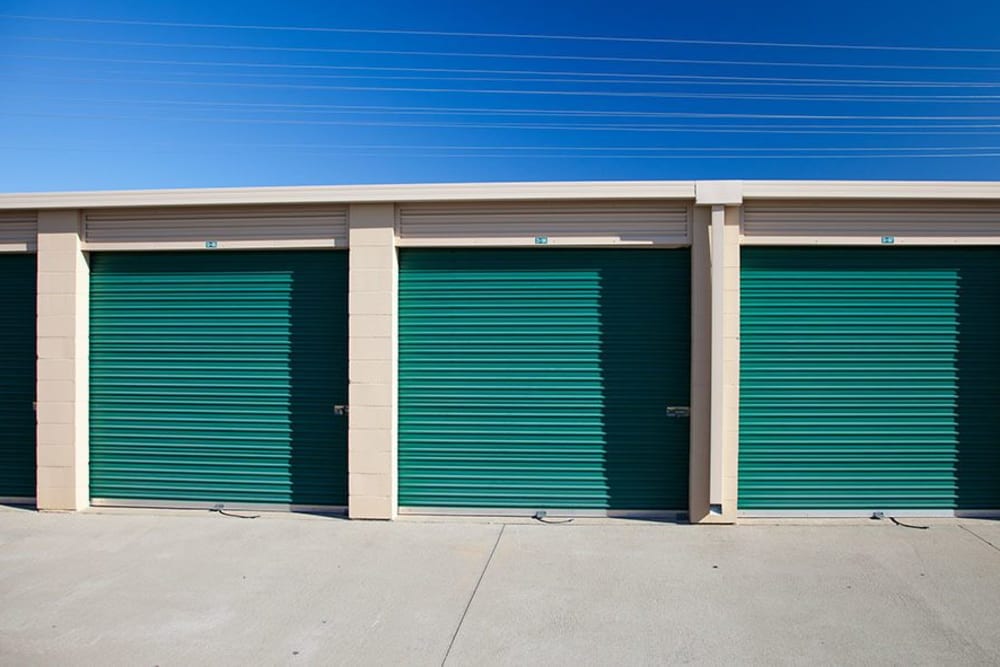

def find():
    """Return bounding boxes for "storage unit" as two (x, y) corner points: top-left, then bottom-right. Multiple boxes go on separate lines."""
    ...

(398, 248), (691, 512)
(89, 250), (348, 507)
(740, 247), (1000, 512)
(8, 179), (1000, 521)
(0, 253), (37, 500)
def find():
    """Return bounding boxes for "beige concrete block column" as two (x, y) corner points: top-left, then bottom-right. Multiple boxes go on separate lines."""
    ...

(691, 181), (742, 524)
(347, 203), (397, 519)
(36, 209), (89, 511)
(720, 205), (741, 521)
(688, 206), (711, 522)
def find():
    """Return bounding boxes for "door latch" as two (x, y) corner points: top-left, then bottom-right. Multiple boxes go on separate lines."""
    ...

(333, 405), (349, 416)
(666, 406), (690, 418)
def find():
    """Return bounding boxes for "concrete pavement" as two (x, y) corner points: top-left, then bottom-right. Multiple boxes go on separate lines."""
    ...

(0, 508), (998, 666)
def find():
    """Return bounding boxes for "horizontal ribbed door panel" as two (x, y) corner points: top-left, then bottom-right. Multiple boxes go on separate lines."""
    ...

(90, 251), (348, 506)
(0, 212), (37, 251)
(398, 201), (691, 245)
(743, 200), (1000, 243)
(0, 254), (36, 498)
(740, 247), (1000, 510)
(84, 205), (348, 249)
(399, 249), (690, 510)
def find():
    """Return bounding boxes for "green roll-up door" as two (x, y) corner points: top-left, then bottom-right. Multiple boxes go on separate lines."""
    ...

(741, 247), (1000, 511)
(0, 254), (36, 499)
(399, 248), (690, 511)
(90, 251), (348, 506)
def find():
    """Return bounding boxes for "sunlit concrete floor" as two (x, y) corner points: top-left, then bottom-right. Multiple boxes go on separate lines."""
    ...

(1, 507), (998, 666)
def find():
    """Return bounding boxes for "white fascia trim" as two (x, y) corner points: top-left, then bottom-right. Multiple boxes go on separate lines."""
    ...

(696, 180), (744, 205)
(0, 180), (696, 210)
(9, 179), (1000, 210)
(742, 180), (1000, 200)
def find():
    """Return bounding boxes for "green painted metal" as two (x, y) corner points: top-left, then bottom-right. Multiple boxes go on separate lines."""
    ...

(399, 248), (690, 510)
(740, 247), (1000, 510)
(0, 254), (36, 499)
(90, 251), (348, 506)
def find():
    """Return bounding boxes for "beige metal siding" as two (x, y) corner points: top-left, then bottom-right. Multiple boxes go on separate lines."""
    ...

(743, 200), (1000, 245)
(83, 205), (349, 250)
(397, 201), (691, 246)
(0, 211), (37, 252)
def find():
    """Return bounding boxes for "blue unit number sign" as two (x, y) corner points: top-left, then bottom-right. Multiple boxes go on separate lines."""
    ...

(534, 236), (549, 245)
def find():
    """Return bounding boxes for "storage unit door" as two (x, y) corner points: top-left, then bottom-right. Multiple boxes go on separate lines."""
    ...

(399, 248), (690, 511)
(740, 247), (1000, 511)
(0, 254), (36, 499)
(90, 251), (348, 507)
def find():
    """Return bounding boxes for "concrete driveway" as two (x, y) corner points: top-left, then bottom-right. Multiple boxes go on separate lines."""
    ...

(0, 508), (998, 666)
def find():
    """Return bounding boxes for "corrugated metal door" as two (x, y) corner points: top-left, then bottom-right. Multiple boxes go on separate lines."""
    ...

(740, 247), (1000, 511)
(399, 249), (690, 511)
(0, 254), (36, 499)
(90, 251), (348, 507)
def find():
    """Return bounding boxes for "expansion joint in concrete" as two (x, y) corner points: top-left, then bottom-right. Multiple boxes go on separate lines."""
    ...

(441, 524), (506, 666)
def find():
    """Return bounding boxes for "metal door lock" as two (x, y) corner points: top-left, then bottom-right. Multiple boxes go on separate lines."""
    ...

(333, 405), (349, 416)
(666, 406), (690, 418)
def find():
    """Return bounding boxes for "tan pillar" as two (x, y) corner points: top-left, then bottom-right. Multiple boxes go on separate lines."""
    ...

(35, 209), (89, 511)
(691, 181), (742, 524)
(347, 203), (397, 519)
(720, 205), (741, 521)
(688, 206), (711, 522)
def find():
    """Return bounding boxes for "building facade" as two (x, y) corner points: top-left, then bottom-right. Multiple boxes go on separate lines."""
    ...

(2, 180), (998, 522)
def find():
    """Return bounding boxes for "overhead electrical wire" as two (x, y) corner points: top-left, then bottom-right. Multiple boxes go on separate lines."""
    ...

(7, 110), (1000, 135)
(11, 94), (1000, 121)
(10, 94), (1000, 128)
(3, 13), (1000, 53)
(13, 72), (1000, 103)
(10, 54), (1000, 88)
(14, 35), (1000, 72)
(4, 139), (997, 152)
(1, 143), (998, 159)
(12, 61), (1000, 90)
(4, 14), (1000, 166)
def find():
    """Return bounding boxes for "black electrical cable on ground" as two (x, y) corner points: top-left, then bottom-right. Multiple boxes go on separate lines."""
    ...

(211, 508), (260, 519)
(872, 511), (929, 529)
(533, 516), (574, 524)
(889, 516), (929, 530)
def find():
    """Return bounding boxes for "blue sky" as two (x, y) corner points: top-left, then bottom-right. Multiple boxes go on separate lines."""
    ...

(2, 0), (1000, 191)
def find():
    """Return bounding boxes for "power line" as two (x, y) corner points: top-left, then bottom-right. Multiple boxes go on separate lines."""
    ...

(11, 95), (1000, 122)
(14, 59), (1000, 89)
(5, 140), (997, 152)
(8, 110), (1000, 135)
(1, 143), (998, 159)
(15, 35), (1000, 72)
(3, 13), (1000, 53)
(12, 54), (1000, 88)
(15, 72), (1000, 102)
(18, 65), (931, 89)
